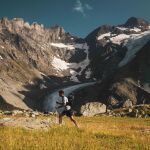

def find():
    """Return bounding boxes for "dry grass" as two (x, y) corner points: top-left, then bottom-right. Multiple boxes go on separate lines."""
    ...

(0, 116), (150, 150)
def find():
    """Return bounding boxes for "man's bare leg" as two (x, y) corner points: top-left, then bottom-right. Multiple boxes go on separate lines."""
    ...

(58, 113), (63, 125)
(70, 116), (79, 128)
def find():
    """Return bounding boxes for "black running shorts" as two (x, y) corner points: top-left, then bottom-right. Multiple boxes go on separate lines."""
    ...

(62, 109), (73, 117)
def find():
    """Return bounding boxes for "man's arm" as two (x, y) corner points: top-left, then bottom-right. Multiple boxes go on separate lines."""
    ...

(56, 101), (63, 105)
(55, 101), (63, 109)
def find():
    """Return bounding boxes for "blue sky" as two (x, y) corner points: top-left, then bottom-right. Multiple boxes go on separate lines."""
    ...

(0, 0), (150, 37)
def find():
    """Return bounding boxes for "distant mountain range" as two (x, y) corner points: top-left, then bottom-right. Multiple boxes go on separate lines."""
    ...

(0, 17), (150, 111)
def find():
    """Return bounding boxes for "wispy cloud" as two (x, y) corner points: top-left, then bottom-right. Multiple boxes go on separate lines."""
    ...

(85, 4), (93, 10)
(73, 0), (85, 16)
(73, 0), (93, 17)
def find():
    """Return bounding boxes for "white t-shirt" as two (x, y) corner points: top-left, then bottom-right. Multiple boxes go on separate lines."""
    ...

(61, 96), (68, 105)
(56, 96), (71, 113)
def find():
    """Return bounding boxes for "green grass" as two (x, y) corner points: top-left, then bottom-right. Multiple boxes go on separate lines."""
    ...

(0, 116), (150, 150)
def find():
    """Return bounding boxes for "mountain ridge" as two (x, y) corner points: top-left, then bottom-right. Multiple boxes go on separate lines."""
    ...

(0, 16), (150, 112)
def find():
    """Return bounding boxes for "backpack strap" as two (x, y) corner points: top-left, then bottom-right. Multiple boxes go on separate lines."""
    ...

(61, 96), (65, 104)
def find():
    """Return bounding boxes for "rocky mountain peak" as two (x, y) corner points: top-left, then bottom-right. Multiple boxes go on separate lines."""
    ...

(86, 25), (112, 42)
(0, 17), (70, 43)
(31, 22), (44, 30)
(95, 25), (112, 35)
(0, 18), (67, 35)
(49, 25), (66, 38)
(124, 17), (149, 28)
(0, 17), (44, 32)
(0, 17), (9, 24)
(51, 25), (65, 32)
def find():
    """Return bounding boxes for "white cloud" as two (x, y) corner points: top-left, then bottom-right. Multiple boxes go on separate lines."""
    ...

(73, 0), (93, 17)
(85, 4), (93, 10)
(73, 0), (85, 16)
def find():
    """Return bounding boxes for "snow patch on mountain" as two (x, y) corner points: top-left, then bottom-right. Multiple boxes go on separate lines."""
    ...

(52, 57), (70, 70)
(119, 30), (150, 67)
(50, 43), (89, 50)
(0, 55), (3, 60)
(117, 27), (141, 32)
(70, 70), (80, 82)
(51, 43), (90, 82)
(51, 43), (75, 50)
(97, 26), (149, 46)
(110, 34), (130, 45)
(116, 27), (128, 31)
(97, 32), (111, 40)
(0, 46), (4, 49)
(70, 43), (90, 82)
(95, 25), (150, 68)
(130, 27), (141, 32)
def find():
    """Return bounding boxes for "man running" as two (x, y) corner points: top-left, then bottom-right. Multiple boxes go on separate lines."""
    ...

(56, 90), (78, 128)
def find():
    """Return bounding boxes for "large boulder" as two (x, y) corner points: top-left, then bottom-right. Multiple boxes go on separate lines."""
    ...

(81, 102), (106, 116)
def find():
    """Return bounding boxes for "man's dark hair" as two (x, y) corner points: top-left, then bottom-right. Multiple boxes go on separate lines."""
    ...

(59, 90), (64, 94)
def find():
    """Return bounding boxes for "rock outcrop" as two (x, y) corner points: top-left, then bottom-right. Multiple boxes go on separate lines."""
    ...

(81, 102), (106, 116)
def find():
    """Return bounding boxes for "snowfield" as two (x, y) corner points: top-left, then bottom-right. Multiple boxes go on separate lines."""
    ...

(51, 43), (89, 50)
(116, 27), (128, 31)
(51, 43), (75, 50)
(97, 32), (111, 40)
(97, 26), (150, 68)
(52, 57), (71, 70)
(130, 27), (141, 32)
(0, 55), (3, 60)
(110, 34), (130, 45)
(51, 43), (90, 82)
(116, 27), (141, 32)
(119, 30), (150, 67)
(97, 27), (145, 45)
(0, 46), (4, 49)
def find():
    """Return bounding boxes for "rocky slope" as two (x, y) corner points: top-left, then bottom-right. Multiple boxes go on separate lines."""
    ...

(0, 18), (92, 111)
(0, 17), (150, 112)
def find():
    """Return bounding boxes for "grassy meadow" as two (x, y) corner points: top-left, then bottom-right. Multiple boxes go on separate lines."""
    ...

(0, 116), (150, 150)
